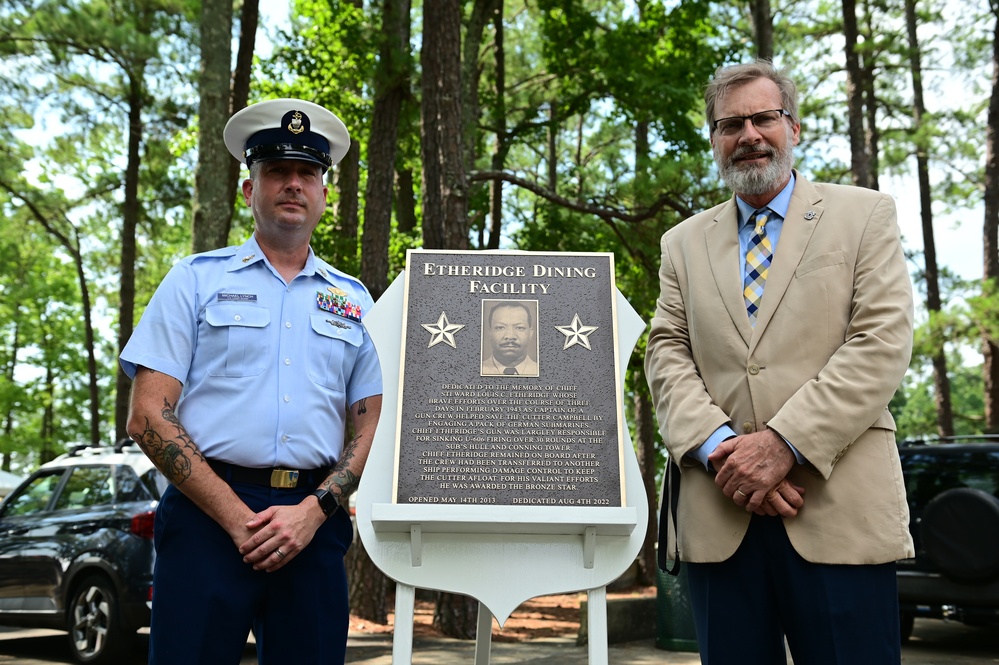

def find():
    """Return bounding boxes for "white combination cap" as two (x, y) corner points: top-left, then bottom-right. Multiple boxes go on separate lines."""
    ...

(223, 98), (350, 172)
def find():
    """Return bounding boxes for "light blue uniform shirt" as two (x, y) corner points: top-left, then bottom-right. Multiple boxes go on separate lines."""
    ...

(120, 235), (383, 469)
(692, 174), (805, 470)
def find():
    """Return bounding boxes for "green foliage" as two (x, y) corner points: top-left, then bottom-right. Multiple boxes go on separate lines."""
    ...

(893, 358), (986, 439)
(967, 277), (999, 347)
(538, 0), (721, 156)
(0, 0), (198, 461)
(0, 223), (99, 471)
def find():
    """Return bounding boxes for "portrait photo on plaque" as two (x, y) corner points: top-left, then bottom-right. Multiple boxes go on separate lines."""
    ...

(480, 299), (540, 377)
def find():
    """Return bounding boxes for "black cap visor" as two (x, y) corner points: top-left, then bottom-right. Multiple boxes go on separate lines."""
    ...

(244, 143), (332, 171)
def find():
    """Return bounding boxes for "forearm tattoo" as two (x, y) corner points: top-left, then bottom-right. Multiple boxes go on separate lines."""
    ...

(129, 397), (205, 487)
(321, 433), (362, 498)
(356, 398), (367, 415)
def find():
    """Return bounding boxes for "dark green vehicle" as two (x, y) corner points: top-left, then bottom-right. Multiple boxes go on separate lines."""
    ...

(896, 436), (999, 641)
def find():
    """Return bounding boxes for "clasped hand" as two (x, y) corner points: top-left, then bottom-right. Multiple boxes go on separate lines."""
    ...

(707, 429), (805, 517)
(234, 501), (325, 572)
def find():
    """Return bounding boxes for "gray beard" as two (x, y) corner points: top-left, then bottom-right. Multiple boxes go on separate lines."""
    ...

(714, 134), (796, 198)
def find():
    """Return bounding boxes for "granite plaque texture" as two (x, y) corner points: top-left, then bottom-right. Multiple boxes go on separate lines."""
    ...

(392, 250), (625, 507)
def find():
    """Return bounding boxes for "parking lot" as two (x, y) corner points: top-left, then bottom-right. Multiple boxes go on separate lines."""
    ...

(0, 618), (995, 664)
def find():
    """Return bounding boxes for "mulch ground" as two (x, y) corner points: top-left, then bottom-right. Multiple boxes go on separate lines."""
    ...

(348, 585), (656, 643)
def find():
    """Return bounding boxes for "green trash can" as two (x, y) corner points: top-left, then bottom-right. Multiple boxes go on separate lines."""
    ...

(656, 564), (699, 652)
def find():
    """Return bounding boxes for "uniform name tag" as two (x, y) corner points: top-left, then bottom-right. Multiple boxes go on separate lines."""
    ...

(218, 293), (258, 302)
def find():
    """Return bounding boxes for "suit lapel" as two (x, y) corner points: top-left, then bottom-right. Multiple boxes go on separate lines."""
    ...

(749, 174), (823, 347)
(704, 199), (753, 347)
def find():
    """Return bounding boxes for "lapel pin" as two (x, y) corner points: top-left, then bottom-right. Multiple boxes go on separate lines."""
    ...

(804, 211), (816, 220)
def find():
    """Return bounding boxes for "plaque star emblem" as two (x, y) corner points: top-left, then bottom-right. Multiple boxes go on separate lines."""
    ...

(421, 311), (466, 349)
(555, 314), (598, 350)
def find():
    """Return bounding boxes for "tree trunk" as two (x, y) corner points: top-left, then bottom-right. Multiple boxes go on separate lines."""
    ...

(422, 0), (474, 637)
(361, 0), (411, 299)
(225, 0), (259, 205)
(345, 518), (392, 623)
(115, 72), (143, 443)
(841, 0), (872, 189)
(396, 167), (418, 235)
(631, 64), (657, 582)
(421, 0), (468, 250)
(433, 592), (479, 639)
(191, 0), (234, 254)
(984, 9), (999, 434)
(190, 0), (256, 250)
(78, 234), (101, 447)
(860, 0), (880, 191)
(633, 367), (658, 586)
(334, 139), (361, 265)
(905, 0), (953, 437)
(463, 0), (500, 248)
(463, 0), (500, 174)
(749, 0), (773, 61)
(487, 1), (506, 250)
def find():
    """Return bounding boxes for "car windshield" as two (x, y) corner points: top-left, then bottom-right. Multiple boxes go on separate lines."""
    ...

(1, 471), (65, 517)
(902, 447), (999, 506)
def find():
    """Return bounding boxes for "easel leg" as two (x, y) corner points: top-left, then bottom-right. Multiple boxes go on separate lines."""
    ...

(473, 601), (493, 665)
(586, 586), (608, 665)
(392, 583), (416, 665)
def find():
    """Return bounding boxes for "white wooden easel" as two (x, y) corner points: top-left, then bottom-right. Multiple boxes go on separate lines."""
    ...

(355, 274), (648, 665)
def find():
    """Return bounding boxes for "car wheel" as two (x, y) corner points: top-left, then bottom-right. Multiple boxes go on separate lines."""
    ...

(919, 487), (999, 583)
(899, 610), (914, 643)
(67, 574), (133, 664)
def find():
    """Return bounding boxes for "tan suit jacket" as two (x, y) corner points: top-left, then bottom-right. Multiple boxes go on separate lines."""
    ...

(645, 173), (915, 565)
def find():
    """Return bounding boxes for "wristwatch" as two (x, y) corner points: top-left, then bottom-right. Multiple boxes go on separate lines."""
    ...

(311, 489), (339, 517)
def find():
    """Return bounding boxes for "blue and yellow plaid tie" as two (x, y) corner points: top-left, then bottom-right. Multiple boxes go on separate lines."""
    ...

(743, 209), (772, 326)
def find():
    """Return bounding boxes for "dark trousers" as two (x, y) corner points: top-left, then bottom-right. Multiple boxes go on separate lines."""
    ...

(149, 483), (353, 665)
(686, 514), (901, 665)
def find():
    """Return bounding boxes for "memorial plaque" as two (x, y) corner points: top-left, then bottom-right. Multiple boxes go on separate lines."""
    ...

(392, 250), (626, 507)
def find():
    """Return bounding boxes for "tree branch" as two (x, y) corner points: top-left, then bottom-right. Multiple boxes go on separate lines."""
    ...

(468, 170), (694, 222)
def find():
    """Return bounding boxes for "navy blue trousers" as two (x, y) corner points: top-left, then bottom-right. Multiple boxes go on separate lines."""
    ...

(686, 514), (901, 665)
(149, 482), (353, 665)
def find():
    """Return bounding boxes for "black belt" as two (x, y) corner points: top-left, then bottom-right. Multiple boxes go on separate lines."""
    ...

(208, 460), (329, 489)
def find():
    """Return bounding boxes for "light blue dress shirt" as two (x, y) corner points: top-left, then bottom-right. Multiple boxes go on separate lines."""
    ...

(692, 174), (805, 470)
(120, 235), (383, 470)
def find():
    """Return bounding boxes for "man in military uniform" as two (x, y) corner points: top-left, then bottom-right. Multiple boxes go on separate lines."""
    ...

(121, 98), (382, 665)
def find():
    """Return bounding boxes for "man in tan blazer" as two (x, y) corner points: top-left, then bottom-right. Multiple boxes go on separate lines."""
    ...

(645, 61), (914, 664)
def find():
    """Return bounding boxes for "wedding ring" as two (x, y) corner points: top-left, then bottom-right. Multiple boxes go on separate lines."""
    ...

(275, 548), (286, 559)
(736, 488), (748, 498)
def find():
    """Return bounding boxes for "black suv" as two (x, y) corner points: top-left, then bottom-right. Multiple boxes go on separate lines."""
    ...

(897, 435), (999, 640)
(0, 440), (166, 663)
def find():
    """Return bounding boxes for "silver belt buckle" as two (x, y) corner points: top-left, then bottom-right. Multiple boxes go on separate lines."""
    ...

(270, 469), (300, 488)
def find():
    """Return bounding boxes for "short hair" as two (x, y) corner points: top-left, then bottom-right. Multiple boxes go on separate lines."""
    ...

(704, 60), (799, 131)
(488, 302), (533, 329)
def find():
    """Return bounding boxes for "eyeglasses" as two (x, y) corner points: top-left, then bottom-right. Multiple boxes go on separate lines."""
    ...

(712, 109), (790, 136)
